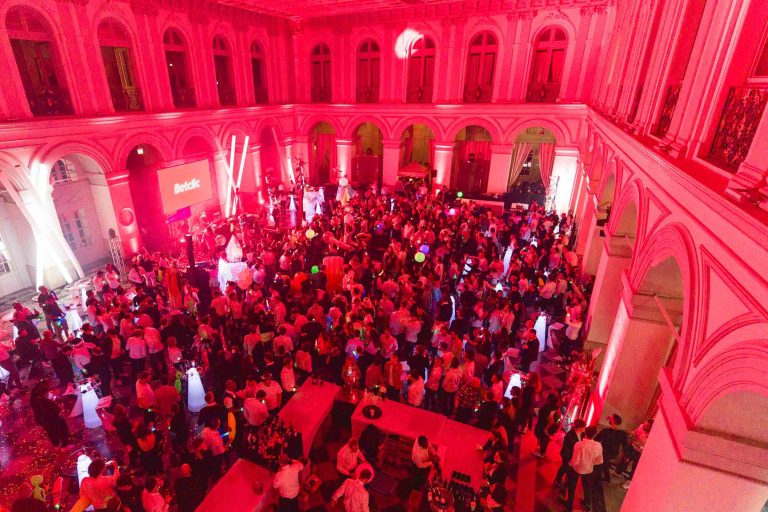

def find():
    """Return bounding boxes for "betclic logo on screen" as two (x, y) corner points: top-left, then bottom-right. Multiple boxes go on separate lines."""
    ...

(158, 160), (213, 214)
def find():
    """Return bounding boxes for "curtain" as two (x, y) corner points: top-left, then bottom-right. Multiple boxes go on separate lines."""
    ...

(507, 142), (533, 188)
(538, 142), (556, 189)
(313, 133), (336, 183)
(400, 128), (414, 167)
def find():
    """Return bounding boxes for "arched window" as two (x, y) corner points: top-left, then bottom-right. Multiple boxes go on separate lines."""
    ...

(464, 32), (497, 103)
(407, 36), (435, 103)
(6, 6), (73, 116)
(356, 40), (380, 103)
(213, 36), (235, 106)
(527, 26), (567, 102)
(98, 19), (143, 112)
(310, 43), (332, 103)
(163, 29), (195, 108)
(250, 41), (268, 104)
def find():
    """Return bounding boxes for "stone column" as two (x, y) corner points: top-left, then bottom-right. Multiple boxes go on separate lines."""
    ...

(381, 140), (401, 187)
(622, 373), (768, 511)
(583, 239), (632, 366)
(487, 145), (513, 194)
(433, 143), (454, 189)
(105, 172), (142, 255)
(507, 11), (536, 102)
(336, 139), (354, 182)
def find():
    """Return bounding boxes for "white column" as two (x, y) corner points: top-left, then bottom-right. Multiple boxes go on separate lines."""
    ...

(336, 138), (354, 181)
(382, 141), (400, 187)
(487, 145), (513, 194)
(551, 147), (579, 215)
(433, 143), (454, 189)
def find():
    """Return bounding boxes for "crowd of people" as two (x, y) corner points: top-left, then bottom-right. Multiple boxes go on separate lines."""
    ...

(1, 180), (651, 512)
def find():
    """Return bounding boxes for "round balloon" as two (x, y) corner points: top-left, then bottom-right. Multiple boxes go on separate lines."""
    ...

(457, 191), (464, 198)
(322, 231), (333, 244)
(311, 265), (320, 274)
(414, 252), (426, 263)
(419, 244), (429, 254)
(306, 229), (316, 239)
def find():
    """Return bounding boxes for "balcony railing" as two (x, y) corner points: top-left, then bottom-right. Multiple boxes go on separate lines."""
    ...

(253, 87), (269, 104)
(356, 86), (379, 103)
(28, 86), (73, 116)
(463, 84), (493, 103)
(171, 86), (196, 108)
(526, 83), (560, 103)
(111, 86), (144, 112)
(653, 82), (681, 137)
(217, 86), (237, 106)
(708, 86), (768, 171)
(406, 85), (433, 103)
(311, 86), (332, 103)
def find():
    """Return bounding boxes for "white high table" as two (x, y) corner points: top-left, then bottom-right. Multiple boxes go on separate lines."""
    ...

(196, 459), (274, 512)
(351, 399), (489, 486)
(278, 379), (341, 458)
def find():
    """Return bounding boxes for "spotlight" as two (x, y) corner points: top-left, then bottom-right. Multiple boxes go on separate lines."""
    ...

(136, 147), (144, 155)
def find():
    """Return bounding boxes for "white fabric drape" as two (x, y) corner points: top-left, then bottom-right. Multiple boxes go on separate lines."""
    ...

(538, 143), (556, 189)
(507, 142), (533, 188)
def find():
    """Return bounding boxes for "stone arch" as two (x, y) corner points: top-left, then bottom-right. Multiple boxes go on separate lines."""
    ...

(446, 118), (501, 144)
(607, 178), (643, 245)
(629, 223), (699, 387)
(506, 118), (569, 146)
(117, 133), (173, 171)
(392, 117), (444, 143)
(342, 115), (392, 140)
(298, 115), (343, 138)
(175, 126), (221, 160)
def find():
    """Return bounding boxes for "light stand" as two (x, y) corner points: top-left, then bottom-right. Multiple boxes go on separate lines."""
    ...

(107, 229), (126, 278)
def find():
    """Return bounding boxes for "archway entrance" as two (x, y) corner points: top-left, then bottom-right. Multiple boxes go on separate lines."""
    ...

(50, 155), (115, 271)
(352, 122), (383, 185)
(598, 255), (683, 430)
(506, 127), (557, 207)
(399, 124), (435, 169)
(127, 144), (166, 252)
(180, 136), (221, 240)
(259, 126), (282, 194)
(309, 122), (336, 185)
(451, 125), (492, 195)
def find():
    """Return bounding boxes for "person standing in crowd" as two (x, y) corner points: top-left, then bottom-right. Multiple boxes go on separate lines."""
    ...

(332, 468), (373, 512)
(337, 437), (367, 477)
(534, 393), (561, 457)
(565, 425), (603, 512)
(30, 379), (71, 451)
(273, 454), (305, 512)
(620, 418), (653, 489)
(80, 459), (120, 510)
(411, 435), (439, 488)
(594, 414), (629, 482)
(556, 419), (586, 487)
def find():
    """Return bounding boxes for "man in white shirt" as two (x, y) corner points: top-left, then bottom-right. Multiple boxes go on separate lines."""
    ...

(336, 438), (367, 476)
(126, 331), (147, 379)
(412, 435), (439, 487)
(135, 371), (155, 422)
(332, 468), (373, 512)
(566, 426), (604, 512)
(407, 372), (425, 407)
(273, 454), (304, 512)
(255, 376), (282, 412)
(80, 459), (119, 509)
(243, 390), (269, 427)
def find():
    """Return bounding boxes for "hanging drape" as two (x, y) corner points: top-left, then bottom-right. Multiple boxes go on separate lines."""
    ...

(313, 133), (337, 183)
(507, 142), (533, 188)
(428, 137), (435, 167)
(400, 127), (414, 168)
(538, 142), (556, 189)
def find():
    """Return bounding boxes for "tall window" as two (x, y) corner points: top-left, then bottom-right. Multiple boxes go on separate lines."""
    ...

(311, 43), (332, 102)
(653, 0), (706, 136)
(407, 36), (436, 103)
(98, 19), (143, 112)
(356, 40), (380, 103)
(6, 6), (73, 116)
(213, 36), (235, 106)
(250, 41), (268, 104)
(527, 27), (567, 103)
(464, 32), (497, 102)
(59, 209), (92, 250)
(0, 228), (13, 275)
(163, 29), (195, 108)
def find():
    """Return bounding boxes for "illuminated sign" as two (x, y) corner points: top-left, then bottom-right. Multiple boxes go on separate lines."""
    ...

(157, 160), (213, 214)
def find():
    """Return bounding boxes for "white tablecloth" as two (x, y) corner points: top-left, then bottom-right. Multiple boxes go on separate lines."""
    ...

(196, 459), (273, 512)
(279, 380), (340, 458)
